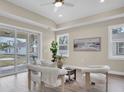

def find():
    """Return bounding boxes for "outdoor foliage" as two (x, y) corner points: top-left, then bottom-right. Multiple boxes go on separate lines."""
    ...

(0, 42), (12, 50)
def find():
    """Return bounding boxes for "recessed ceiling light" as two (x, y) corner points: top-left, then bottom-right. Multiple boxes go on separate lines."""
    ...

(100, 0), (105, 3)
(58, 14), (63, 17)
(55, 2), (63, 7)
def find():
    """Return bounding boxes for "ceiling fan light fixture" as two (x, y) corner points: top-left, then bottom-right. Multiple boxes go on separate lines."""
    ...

(54, 2), (63, 7)
(100, 0), (105, 3)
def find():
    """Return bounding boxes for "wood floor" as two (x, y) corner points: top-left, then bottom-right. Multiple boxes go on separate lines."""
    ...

(0, 72), (124, 92)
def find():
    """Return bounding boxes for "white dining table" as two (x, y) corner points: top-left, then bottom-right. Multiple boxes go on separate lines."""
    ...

(63, 65), (110, 91)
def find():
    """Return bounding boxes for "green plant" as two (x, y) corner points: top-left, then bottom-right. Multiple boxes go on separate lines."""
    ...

(0, 43), (12, 50)
(50, 41), (58, 62)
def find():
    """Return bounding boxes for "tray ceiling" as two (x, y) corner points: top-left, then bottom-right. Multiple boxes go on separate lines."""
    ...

(7, 0), (124, 24)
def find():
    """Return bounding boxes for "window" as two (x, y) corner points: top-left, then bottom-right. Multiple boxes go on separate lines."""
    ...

(0, 23), (42, 77)
(57, 34), (69, 57)
(108, 24), (124, 60)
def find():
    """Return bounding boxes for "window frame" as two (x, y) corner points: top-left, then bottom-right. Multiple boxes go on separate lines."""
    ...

(56, 33), (69, 57)
(108, 24), (124, 60)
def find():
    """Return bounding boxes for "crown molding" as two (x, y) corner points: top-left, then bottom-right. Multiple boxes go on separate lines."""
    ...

(0, 7), (124, 32)
(54, 13), (124, 31)
(0, 10), (56, 31)
(0, 22), (41, 33)
(54, 7), (124, 31)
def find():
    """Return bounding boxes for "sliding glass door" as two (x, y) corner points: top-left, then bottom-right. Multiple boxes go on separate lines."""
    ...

(16, 31), (28, 72)
(0, 28), (41, 77)
(0, 29), (15, 75)
(29, 33), (40, 64)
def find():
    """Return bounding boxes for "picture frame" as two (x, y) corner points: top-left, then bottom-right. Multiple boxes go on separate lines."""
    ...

(74, 37), (101, 51)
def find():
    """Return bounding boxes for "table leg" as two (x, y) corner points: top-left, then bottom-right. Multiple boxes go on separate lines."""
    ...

(28, 69), (31, 90)
(106, 72), (108, 92)
(61, 75), (64, 92)
(85, 72), (90, 91)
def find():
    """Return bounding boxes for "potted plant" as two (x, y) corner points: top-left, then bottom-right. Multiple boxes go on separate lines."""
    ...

(50, 41), (58, 62)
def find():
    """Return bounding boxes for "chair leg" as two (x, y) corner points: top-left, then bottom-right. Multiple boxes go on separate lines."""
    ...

(41, 81), (45, 92)
(33, 81), (36, 87)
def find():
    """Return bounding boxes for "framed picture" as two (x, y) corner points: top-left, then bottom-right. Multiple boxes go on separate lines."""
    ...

(57, 33), (69, 57)
(74, 37), (101, 51)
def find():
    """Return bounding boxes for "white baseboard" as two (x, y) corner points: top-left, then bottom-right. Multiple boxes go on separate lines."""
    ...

(109, 70), (124, 76)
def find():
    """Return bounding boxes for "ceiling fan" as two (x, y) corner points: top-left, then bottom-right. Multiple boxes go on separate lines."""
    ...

(41, 0), (74, 8)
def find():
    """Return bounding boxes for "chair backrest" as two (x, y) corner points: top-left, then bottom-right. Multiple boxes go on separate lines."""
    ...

(28, 64), (39, 72)
(27, 64), (62, 87)
(41, 60), (57, 67)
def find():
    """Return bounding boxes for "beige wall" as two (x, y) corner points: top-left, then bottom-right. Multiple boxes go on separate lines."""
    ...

(0, 16), (55, 60)
(56, 17), (124, 72)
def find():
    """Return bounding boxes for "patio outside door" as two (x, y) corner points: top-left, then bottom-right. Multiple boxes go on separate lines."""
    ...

(29, 33), (40, 64)
(16, 31), (28, 72)
(0, 28), (41, 77)
(0, 29), (15, 76)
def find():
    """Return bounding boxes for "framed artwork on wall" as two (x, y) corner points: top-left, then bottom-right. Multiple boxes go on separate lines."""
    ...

(57, 33), (69, 57)
(74, 37), (101, 51)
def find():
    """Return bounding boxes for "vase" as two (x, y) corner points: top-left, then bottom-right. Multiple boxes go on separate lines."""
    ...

(57, 60), (63, 69)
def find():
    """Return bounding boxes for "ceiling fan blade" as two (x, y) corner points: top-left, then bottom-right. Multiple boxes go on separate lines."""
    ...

(40, 2), (52, 6)
(64, 2), (74, 7)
